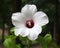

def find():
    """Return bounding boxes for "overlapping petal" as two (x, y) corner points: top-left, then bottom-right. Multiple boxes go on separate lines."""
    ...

(27, 25), (42, 40)
(20, 28), (29, 37)
(11, 12), (26, 27)
(14, 27), (23, 36)
(33, 11), (49, 26)
(14, 27), (29, 37)
(21, 4), (37, 16)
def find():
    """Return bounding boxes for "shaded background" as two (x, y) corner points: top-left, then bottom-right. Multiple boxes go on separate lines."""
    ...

(0, 0), (60, 48)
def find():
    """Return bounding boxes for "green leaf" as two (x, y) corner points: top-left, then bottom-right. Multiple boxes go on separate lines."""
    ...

(3, 36), (21, 48)
(19, 36), (28, 45)
(3, 38), (15, 48)
(15, 44), (21, 48)
(44, 34), (52, 45)
(37, 36), (47, 48)
(10, 27), (14, 34)
(51, 42), (59, 48)
(5, 35), (16, 40)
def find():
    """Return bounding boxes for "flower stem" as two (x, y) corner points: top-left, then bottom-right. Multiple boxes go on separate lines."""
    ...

(27, 39), (30, 48)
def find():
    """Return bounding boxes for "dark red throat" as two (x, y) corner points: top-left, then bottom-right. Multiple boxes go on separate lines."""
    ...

(26, 20), (34, 28)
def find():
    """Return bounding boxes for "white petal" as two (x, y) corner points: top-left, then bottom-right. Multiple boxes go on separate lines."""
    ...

(28, 34), (38, 40)
(27, 25), (42, 40)
(14, 27), (23, 36)
(40, 16), (49, 26)
(14, 27), (29, 37)
(33, 11), (49, 26)
(11, 12), (26, 27)
(29, 5), (37, 14)
(20, 28), (29, 37)
(21, 4), (37, 16)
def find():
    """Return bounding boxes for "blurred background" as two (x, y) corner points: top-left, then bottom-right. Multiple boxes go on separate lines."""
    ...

(0, 0), (60, 48)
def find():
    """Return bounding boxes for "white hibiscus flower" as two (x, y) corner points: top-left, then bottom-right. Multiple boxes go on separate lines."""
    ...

(11, 4), (49, 40)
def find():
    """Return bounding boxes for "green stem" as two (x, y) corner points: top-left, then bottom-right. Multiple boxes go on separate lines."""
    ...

(27, 39), (30, 48)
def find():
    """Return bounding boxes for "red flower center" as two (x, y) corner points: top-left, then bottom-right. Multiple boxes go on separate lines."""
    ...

(25, 19), (34, 28)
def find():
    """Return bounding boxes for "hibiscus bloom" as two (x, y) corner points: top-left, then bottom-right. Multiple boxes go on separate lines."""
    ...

(11, 4), (49, 40)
